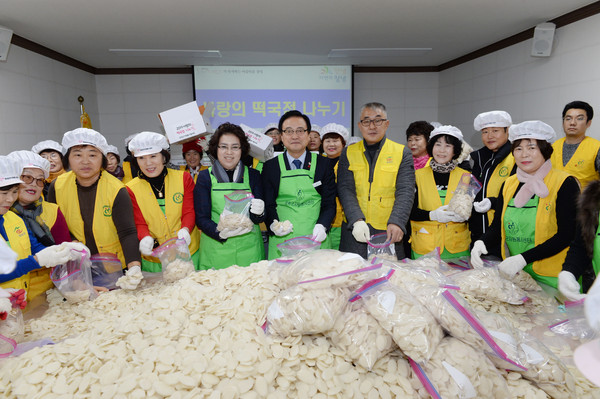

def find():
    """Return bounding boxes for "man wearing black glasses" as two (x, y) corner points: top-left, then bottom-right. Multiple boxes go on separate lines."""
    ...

(262, 110), (336, 259)
(337, 102), (415, 259)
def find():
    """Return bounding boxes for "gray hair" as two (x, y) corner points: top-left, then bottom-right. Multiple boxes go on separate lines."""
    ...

(360, 102), (387, 119)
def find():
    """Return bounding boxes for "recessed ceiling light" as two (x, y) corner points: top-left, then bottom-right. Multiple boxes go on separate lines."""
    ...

(328, 48), (432, 57)
(109, 49), (222, 58)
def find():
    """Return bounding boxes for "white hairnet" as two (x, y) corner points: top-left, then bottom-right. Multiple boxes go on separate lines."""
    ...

(474, 111), (512, 131)
(508, 121), (556, 143)
(128, 132), (169, 157)
(7, 150), (51, 179)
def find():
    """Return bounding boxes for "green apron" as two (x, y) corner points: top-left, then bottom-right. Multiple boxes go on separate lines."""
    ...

(411, 188), (470, 260)
(198, 166), (263, 270)
(267, 153), (326, 259)
(592, 214), (600, 277)
(504, 196), (557, 288)
(325, 226), (341, 250)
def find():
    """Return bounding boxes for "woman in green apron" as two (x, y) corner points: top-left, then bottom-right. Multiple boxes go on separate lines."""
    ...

(471, 121), (580, 289)
(261, 110), (337, 260)
(194, 123), (265, 270)
(126, 132), (200, 271)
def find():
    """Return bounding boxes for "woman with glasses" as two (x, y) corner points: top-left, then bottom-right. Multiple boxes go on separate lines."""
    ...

(8, 151), (71, 247)
(31, 140), (66, 198)
(264, 123), (284, 152)
(194, 123), (265, 269)
(0, 156), (84, 302)
(262, 110), (336, 259)
(126, 132), (200, 271)
(471, 121), (580, 289)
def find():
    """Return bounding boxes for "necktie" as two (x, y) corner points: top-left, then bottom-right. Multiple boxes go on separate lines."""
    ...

(292, 159), (302, 170)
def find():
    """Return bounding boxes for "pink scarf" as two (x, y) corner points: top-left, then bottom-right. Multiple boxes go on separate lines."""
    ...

(413, 155), (430, 170)
(514, 160), (552, 208)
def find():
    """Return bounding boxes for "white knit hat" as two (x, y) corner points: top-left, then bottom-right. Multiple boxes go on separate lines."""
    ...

(430, 125), (464, 142)
(474, 111), (512, 131)
(106, 145), (120, 157)
(0, 156), (24, 188)
(508, 121), (556, 143)
(62, 128), (109, 155)
(128, 132), (169, 157)
(7, 150), (51, 179)
(31, 140), (65, 155)
(320, 123), (350, 142)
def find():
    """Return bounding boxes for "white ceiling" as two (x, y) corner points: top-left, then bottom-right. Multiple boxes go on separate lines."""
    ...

(0, 0), (596, 69)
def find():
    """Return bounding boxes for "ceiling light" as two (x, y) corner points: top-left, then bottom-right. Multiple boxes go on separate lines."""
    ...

(328, 48), (432, 57)
(109, 49), (222, 58)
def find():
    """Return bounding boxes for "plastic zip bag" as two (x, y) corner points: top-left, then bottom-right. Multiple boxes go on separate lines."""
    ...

(446, 173), (482, 220)
(217, 190), (254, 233)
(50, 250), (97, 303)
(152, 238), (195, 282)
(276, 236), (320, 259)
(353, 277), (443, 363)
(448, 267), (529, 305)
(90, 253), (123, 290)
(367, 232), (397, 262)
(0, 308), (23, 358)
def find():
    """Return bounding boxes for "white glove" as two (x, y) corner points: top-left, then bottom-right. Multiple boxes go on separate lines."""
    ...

(35, 245), (74, 268)
(558, 271), (586, 301)
(250, 199), (265, 215)
(473, 198), (492, 213)
(0, 296), (11, 313)
(429, 205), (461, 223)
(177, 228), (191, 246)
(312, 224), (327, 243)
(498, 254), (527, 278)
(219, 226), (253, 240)
(470, 240), (488, 268)
(0, 239), (17, 274)
(59, 241), (91, 258)
(138, 236), (155, 256)
(352, 220), (370, 243)
(116, 265), (143, 290)
(270, 220), (293, 237)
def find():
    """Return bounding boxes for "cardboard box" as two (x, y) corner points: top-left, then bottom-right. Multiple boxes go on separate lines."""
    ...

(158, 101), (208, 144)
(240, 123), (274, 162)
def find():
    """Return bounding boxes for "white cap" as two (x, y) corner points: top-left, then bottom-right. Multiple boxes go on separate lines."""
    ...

(106, 145), (120, 157)
(0, 156), (24, 188)
(320, 123), (350, 142)
(263, 123), (279, 133)
(7, 150), (51, 179)
(347, 136), (362, 146)
(430, 122), (443, 129)
(128, 132), (169, 157)
(474, 111), (512, 131)
(430, 125), (464, 142)
(508, 121), (556, 143)
(62, 128), (109, 155)
(310, 125), (322, 134)
(31, 140), (65, 155)
(124, 134), (137, 147)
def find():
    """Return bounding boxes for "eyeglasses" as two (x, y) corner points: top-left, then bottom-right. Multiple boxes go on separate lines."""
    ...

(20, 175), (45, 187)
(40, 152), (61, 160)
(282, 128), (308, 136)
(360, 118), (387, 127)
(217, 145), (241, 152)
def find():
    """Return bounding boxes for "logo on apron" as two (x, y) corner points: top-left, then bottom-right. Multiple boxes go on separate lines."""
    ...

(499, 166), (509, 177)
(173, 192), (184, 204)
(506, 221), (519, 234)
(103, 205), (112, 217)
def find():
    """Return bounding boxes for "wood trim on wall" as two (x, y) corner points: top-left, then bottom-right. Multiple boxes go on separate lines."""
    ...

(10, 1), (600, 75)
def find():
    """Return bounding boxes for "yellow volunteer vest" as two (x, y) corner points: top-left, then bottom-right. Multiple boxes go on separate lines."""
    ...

(39, 201), (59, 230)
(126, 170), (200, 263)
(332, 161), (344, 228)
(346, 139), (404, 230)
(410, 167), (471, 255)
(122, 161), (134, 185)
(500, 169), (570, 277)
(485, 153), (515, 223)
(0, 212), (52, 300)
(551, 137), (600, 189)
(55, 171), (127, 266)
